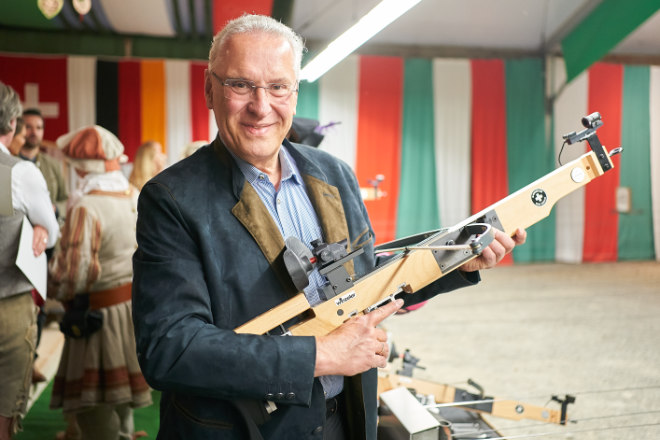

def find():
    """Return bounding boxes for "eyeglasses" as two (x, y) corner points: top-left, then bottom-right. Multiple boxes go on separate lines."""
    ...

(211, 72), (298, 100)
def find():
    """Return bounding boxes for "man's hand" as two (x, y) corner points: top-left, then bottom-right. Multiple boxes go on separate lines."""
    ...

(459, 228), (526, 272)
(314, 298), (404, 377)
(32, 224), (49, 257)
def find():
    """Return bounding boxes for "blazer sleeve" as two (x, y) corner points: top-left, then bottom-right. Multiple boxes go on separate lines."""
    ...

(132, 180), (317, 407)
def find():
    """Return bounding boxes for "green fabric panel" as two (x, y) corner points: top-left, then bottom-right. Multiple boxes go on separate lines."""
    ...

(0, 0), (61, 29)
(131, 35), (210, 59)
(396, 59), (438, 238)
(505, 58), (555, 262)
(619, 65), (655, 260)
(296, 50), (320, 120)
(0, 29), (210, 59)
(562, 0), (660, 82)
(296, 80), (319, 120)
(271, 0), (295, 25)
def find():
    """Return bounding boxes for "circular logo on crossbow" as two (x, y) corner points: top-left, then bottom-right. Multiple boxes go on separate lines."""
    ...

(531, 189), (547, 207)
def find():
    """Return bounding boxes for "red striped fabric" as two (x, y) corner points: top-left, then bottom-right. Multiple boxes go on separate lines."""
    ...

(470, 59), (508, 213)
(212, 0), (273, 33)
(118, 61), (142, 161)
(190, 62), (210, 142)
(470, 59), (512, 264)
(584, 63), (622, 262)
(355, 56), (403, 244)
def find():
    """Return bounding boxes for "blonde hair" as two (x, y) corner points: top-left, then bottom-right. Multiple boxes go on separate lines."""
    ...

(181, 140), (207, 160)
(129, 141), (164, 190)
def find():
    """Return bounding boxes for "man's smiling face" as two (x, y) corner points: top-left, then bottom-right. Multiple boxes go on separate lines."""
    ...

(205, 31), (298, 171)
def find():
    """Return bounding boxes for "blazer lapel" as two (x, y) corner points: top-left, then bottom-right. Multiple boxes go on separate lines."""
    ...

(232, 182), (284, 266)
(303, 174), (355, 277)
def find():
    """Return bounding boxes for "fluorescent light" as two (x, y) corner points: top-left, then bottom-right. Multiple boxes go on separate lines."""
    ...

(299, 0), (423, 82)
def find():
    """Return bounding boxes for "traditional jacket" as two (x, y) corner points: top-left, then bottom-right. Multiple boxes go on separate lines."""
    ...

(132, 139), (479, 439)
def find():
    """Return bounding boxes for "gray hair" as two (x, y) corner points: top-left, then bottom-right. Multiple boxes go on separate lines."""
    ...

(0, 81), (22, 136)
(209, 14), (305, 80)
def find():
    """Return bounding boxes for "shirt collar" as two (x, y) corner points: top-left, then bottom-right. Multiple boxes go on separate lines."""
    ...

(19, 152), (37, 163)
(230, 144), (303, 187)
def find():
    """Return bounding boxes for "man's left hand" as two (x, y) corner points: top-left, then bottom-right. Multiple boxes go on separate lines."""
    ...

(460, 228), (526, 272)
(32, 224), (49, 257)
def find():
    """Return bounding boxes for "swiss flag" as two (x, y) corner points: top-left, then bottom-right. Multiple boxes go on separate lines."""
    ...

(0, 55), (69, 141)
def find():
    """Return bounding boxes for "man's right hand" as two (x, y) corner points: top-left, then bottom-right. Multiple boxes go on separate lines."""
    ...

(314, 298), (404, 377)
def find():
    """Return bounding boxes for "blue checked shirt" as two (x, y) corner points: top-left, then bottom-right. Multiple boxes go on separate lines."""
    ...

(231, 145), (344, 398)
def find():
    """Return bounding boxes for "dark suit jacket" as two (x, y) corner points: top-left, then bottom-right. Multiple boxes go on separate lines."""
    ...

(132, 139), (479, 439)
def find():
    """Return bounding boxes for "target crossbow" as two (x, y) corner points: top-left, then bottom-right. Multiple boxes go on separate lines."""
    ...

(235, 112), (620, 337)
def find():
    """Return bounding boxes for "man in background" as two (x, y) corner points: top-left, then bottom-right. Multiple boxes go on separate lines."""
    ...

(19, 108), (68, 383)
(0, 81), (59, 440)
(19, 108), (68, 221)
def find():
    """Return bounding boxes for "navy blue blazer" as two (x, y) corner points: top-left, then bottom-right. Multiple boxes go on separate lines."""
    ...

(132, 139), (479, 439)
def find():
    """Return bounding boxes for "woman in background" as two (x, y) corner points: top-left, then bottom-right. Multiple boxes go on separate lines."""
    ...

(128, 141), (165, 191)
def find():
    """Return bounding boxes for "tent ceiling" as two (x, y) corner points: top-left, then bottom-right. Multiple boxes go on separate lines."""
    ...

(295, 0), (660, 60)
(0, 0), (658, 63)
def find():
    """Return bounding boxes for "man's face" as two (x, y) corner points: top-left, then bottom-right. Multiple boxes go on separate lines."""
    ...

(205, 32), (297, 169)
(8, 124), (26, 156)
(23, 114), (44, 149)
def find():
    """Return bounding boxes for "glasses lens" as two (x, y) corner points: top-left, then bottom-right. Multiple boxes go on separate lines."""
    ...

(268, 84), (291, 98)
(221, 78), (296, 100)
(227, 80), (252, 95)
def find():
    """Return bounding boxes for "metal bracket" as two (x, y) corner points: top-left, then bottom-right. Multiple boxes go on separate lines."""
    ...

(562, 112), (615, 172)
(426, 223), (494, 273)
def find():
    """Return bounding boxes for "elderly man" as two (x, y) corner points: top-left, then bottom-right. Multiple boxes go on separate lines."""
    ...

(0, 82), (58, 439)
(132, 14), (525, 440)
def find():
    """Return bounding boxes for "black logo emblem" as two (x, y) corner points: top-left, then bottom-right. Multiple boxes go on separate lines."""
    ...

(531, 189), (547, 207)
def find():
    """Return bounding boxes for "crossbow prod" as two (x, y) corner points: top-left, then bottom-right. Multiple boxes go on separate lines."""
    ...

(235, 112), (620, 337)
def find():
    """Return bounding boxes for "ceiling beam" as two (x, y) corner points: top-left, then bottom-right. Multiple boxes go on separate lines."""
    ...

(542, 0), (603, 54)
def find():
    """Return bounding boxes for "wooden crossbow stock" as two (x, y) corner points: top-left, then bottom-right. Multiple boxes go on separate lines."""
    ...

(235, 112), (621, 338)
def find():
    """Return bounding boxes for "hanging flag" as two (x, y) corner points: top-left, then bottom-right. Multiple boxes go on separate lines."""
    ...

(0, 55), (69, 140)
(1, 52), (657, 263)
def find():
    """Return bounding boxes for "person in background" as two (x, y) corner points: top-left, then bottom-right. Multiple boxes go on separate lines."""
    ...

(132, 14), (525, 440)
(180, 139), (208, 160)
(128, 140), (166, 191)
(7, 116), (25, 156)
(48, 125), (151, 440)
(18, 108), (70, 383)
(0, 81), (59, 440)
(20, 108), (68, 220)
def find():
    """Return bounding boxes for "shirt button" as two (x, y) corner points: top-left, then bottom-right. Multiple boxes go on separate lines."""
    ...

(285, 392), (295, 400)
(276, 198), (281, 204)
(312, 426), (323, 435)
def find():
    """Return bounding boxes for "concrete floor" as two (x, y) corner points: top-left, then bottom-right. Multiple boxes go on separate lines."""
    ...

(381, 261), (660, 440)
(31, 261), (660, 439)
